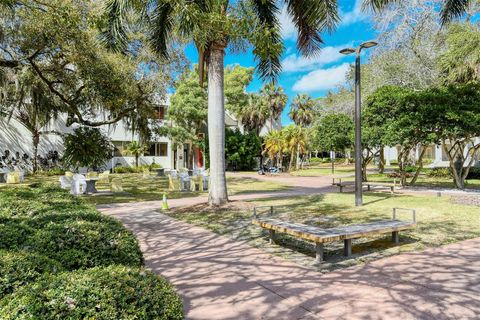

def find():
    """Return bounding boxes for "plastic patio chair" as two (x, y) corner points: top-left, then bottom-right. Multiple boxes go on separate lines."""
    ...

(98, 170), (110, 184)
(111, 178), (124, 193)
(71, 174), (87, 195)
(168, 175), (180, 191)
(6, 171), (20, 184)
(59, 176), (73, 190)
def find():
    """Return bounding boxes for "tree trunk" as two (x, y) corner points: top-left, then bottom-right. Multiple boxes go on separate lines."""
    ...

(135, 155), (139, 167)
(32, 131), (40, 173)
(295, 145), (300, 170)
(409, 145), (427, 186)
(378, 146), (385, 174)
(207, 44), (228, 206)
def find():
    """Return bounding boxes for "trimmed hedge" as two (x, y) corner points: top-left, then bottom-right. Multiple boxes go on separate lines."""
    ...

(0, 184), (183, 319)
(0, 250), (63, 299)
(25, 218), (143, 270)
(0, 186), (143, 270)
(0, 265), (184, 320)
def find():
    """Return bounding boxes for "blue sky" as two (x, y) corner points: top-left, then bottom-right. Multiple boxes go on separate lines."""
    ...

(184, 0), (377, 125)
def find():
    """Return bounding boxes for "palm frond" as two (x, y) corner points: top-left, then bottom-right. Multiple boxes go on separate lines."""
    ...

(102, 0), (134, 52)
(150, 1), (175, 58)
(246, 1), (283, 81)
(441, 0), (471, 24)
(285, 0), (339, 56)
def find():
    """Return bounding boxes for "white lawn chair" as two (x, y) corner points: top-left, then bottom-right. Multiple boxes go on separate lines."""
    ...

(71, 174), (87, 195)
(179, 172), (190, 191)
(59, 176), (73, 190)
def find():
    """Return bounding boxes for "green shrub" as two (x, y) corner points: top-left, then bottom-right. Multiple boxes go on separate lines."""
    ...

(0, 250), (63, 298)
(0, 219), (34, 250)
(426, 168), (452, 178)
(114, 164), (161, 174)
(0, 185), (92, 219)
(467, 167), (480, 180)
(25, 217), (143, 270)
(0, 265), (184, 320)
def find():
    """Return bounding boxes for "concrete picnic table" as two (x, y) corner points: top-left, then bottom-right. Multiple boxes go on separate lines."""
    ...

(84, 177), (99, 194)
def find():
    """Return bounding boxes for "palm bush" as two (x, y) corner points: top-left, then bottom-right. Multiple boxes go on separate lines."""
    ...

(63, 127), (113, 171)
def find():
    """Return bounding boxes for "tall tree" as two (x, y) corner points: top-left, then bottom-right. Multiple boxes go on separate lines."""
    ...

(439, 23), (480, 83)
(261, 83), (288, 131)
(0, 0), (176, 135)
(289, 94), (315, 127)
(105, 0), (339, 206)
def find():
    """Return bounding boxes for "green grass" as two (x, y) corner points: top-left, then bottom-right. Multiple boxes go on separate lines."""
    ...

(164, 192), (480, 270)
(291, 164), (480, 189)
(15, 172), (289, 205)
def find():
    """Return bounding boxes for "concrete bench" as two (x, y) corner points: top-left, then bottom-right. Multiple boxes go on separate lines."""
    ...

(252, 207), (416, 263)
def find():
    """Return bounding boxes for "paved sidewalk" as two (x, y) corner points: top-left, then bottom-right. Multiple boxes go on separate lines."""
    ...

(100, 203), (480, 320)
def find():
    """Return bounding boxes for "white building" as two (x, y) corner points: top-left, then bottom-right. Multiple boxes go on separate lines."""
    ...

(0, 95), (279, 172)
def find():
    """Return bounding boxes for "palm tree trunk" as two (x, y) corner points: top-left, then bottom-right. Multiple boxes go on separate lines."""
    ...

(207, 44), (228, 206)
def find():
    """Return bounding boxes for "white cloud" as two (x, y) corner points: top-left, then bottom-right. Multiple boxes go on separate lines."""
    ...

(281, 44), (350, 72)
(292, 63), (350, 92)
(279, 6), (296, 40)
(340, 0), (369, 26)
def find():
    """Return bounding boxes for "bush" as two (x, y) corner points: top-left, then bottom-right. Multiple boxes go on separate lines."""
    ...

(467, 167), (480, 180)
(426, 168), (452, 178)
(0, 250), (63, 298)
(0, 219), (34, 250)
(0, 186), (143, 270)
(25, 218), (143, 270)
(0, 184), (182, 316)
(114, 164), (161, 174)
(0, 265), (184, 320)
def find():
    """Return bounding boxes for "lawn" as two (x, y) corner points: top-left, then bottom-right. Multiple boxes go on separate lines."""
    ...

(291, 164), (480, 189)
(164, 192), (480, 271)
(14, 172), (289, 205)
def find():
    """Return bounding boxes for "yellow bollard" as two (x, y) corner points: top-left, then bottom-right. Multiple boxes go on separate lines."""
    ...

(162, 193), (169, 210)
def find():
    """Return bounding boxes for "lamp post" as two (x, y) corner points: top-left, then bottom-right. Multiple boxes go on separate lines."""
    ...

(340, 41), (377, 207)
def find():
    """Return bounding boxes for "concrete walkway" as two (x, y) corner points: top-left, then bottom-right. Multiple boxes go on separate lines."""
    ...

(100, 202), (480, 320)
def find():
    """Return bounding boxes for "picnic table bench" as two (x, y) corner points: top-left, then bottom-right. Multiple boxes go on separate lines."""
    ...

(252, 207), (416, 263)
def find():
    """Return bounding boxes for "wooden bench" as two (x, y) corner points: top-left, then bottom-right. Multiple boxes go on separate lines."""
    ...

(329, 175), (352, 186)
(363, 182), (396, 194)
(252, 207), (416, 263)
(335, 181), (396, 194)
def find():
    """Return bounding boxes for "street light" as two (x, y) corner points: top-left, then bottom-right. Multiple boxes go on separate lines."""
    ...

(340, 40), (378, 207)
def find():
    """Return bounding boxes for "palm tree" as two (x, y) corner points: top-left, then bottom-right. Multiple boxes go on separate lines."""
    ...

(282, 125), (308, 171)
(289, 94), (315, 169)
(126, 141), (149, 168)
(105, 0), (339, 206)
(261, 83), (288, 132)
(240, 94), (270, 136)
(6, 74), (59, 173)
(289, 94), (315, 127)
(366, 0), (473, 24)
(263, 129), (286, 168)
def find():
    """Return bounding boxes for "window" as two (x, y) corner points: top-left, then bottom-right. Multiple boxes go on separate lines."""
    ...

(113, 141), (128, 156)
(152, 106), (166, 120)
(423, 145), (435, 160)
(149, 142), (168, 157)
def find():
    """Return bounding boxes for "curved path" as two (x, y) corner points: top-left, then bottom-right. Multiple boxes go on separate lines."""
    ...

(100, 197), (480, 319)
